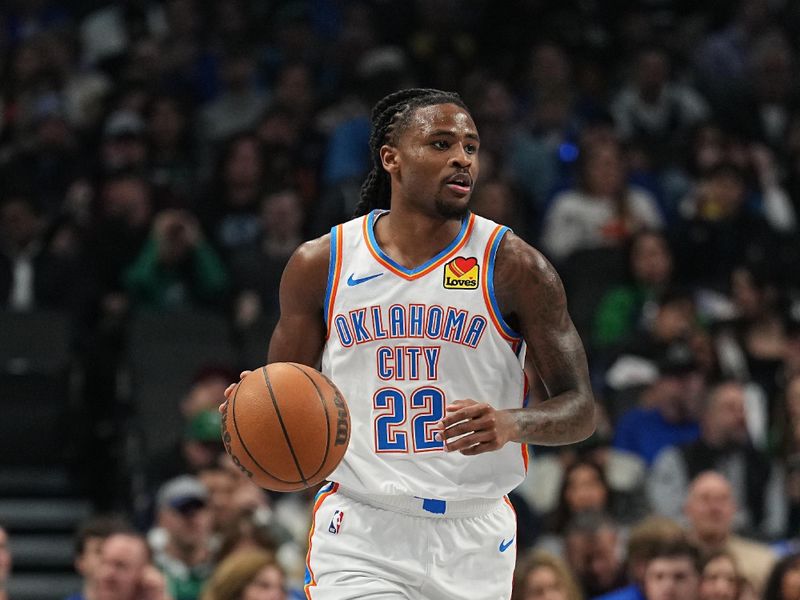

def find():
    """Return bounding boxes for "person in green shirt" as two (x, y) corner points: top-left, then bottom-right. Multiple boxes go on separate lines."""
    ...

(593, 229), (674, 351)
(124, 209), (229, 312)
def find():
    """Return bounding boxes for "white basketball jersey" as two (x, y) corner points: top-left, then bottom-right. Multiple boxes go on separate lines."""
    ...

(321, 210), (529, 500)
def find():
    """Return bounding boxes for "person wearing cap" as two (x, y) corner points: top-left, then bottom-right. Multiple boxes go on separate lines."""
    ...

(150, 475), (214, 600)
(612, 343), (704, 466)
(647, 380), (787, 539)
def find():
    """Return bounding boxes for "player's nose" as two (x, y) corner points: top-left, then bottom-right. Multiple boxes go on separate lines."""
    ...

(448, 145), (472, 168)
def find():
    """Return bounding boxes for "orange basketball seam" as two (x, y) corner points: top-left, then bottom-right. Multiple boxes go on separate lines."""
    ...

(286, 363), (332, 482)
(261, 365), (310, 488)
(230, 378), (305, 486)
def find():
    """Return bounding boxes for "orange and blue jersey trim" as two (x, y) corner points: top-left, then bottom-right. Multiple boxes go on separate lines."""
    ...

(304, 481), (339, 598)
(323, 225), (344, 339)
(521, 372), (530, 472)
(363, 210), (476, 280)
(481, 225), (523, 353)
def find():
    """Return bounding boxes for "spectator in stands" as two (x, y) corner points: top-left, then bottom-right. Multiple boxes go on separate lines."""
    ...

(66, 515), (131, 600)
(96, 531), (171, 600)
(180, 366), (238, 420)
(230, 188), (305, 329)
(648, 381), (786, 537)
(763, 553), (800, 600)
(549, 459), (614, 535)
(0, 525), (9, 600)
(593, 230), (674, 351)
(642, 538), (701, 600)
(199, 46), (270, 148)
(681, 472), (776, 594)
(90, 173), (155, 320)
(146, 94), (197, 205)
(712, 266), (788, 402)
(151, 476), (214, 600)
(148, 410), (225, 492)
(698, 551), (745, 600)
(541, 139), (663, 264)
(0, 193), (89, 313)
(124, 208), (229, 312)
(692, 0), (776, 117)
(611, 46), (710, 168)
(595, 516), (686, 600)
(201, 550), (287, 600)
(0, 91), (85, 218)
(512, 550), (584, 600)
(612, 345), (703, 465)
(200, 133), (265, 256)
(733, 31), (797, 151)
(100, 109), (149, 175)
(563, 512), (628, 597)
(197, 465), (238, 537)
(672, 162), (782, 292)
(608, 289), (699, 368)
(213, 510), (282, 565)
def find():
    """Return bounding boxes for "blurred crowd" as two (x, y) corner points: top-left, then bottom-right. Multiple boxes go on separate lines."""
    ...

(3, 0), (800, 598)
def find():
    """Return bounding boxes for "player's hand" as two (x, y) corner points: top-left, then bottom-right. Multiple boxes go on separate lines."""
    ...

(437, 399), (517, 455)
(219, 370), (252, 414)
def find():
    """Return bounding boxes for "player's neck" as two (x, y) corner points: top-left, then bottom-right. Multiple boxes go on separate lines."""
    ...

(375, 206), (465, 270)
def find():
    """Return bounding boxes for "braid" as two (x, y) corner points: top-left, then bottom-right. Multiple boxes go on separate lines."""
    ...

(354, 88), (468, 217)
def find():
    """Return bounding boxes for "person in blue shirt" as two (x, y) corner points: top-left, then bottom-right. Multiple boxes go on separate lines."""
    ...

(613, 351), (703, 466)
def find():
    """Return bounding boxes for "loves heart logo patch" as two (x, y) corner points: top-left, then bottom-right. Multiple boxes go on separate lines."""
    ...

(443, 256), (479, 290)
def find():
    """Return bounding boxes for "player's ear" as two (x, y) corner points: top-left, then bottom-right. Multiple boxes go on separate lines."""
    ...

(380, 144), (400, 175)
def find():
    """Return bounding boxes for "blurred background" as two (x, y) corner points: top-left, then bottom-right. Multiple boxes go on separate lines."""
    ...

(2, 0), (800, 598)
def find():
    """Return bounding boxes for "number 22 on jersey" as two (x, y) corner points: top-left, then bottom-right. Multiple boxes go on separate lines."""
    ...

(373, 386), (446, 453)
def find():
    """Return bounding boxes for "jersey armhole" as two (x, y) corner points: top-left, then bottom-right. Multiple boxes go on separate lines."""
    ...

(481, 225), (524, 353)
(323, 224), (343, 338)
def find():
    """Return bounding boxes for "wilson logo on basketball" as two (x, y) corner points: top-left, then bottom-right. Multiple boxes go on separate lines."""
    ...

(443, 256), (479, 290)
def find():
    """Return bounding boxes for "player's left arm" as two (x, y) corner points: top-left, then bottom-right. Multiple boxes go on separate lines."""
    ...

(439, 232), (595, 454)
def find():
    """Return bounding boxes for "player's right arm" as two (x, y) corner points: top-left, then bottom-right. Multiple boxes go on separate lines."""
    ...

(266, 235), (329, 365)
(221, 235), (330, 406)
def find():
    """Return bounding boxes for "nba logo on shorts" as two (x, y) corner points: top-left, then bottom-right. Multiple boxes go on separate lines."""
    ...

(328, 510), (344, 534)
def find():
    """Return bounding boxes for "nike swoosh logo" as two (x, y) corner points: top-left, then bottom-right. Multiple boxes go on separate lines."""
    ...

(347, 273), (383, 286)
(499, 536), (515, 552)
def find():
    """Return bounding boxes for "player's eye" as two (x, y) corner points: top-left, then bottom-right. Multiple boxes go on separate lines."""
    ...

(432, 140), (449, 150)
(465, 143), (478, 154)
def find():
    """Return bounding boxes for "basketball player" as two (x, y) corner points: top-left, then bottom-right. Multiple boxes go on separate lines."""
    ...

(221, 88), (595, 599)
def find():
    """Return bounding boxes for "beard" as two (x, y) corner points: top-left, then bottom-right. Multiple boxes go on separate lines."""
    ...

(433, 192), (470, 220)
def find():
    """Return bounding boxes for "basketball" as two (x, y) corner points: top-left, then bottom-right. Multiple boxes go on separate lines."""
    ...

(221, 363), (351, 492)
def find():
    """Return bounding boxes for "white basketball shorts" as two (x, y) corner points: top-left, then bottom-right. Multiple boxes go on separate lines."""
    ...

(303, 482), (517, 599)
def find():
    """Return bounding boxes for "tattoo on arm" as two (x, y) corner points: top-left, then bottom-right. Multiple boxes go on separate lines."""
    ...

(494, 233), (596, 445)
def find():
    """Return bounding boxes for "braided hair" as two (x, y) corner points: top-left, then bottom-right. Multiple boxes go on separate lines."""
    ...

(354, 88), (469, 217)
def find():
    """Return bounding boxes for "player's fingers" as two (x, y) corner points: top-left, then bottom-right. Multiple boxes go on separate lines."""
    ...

(440, 403), (489, 428)
(223, 383), (238, 399)
(239, 370), (252, 380)
(218, 400), (228, 414)
(459, 439), (501, 455)
(440, 413), (495, 440)
(444, 430), (495, 453)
